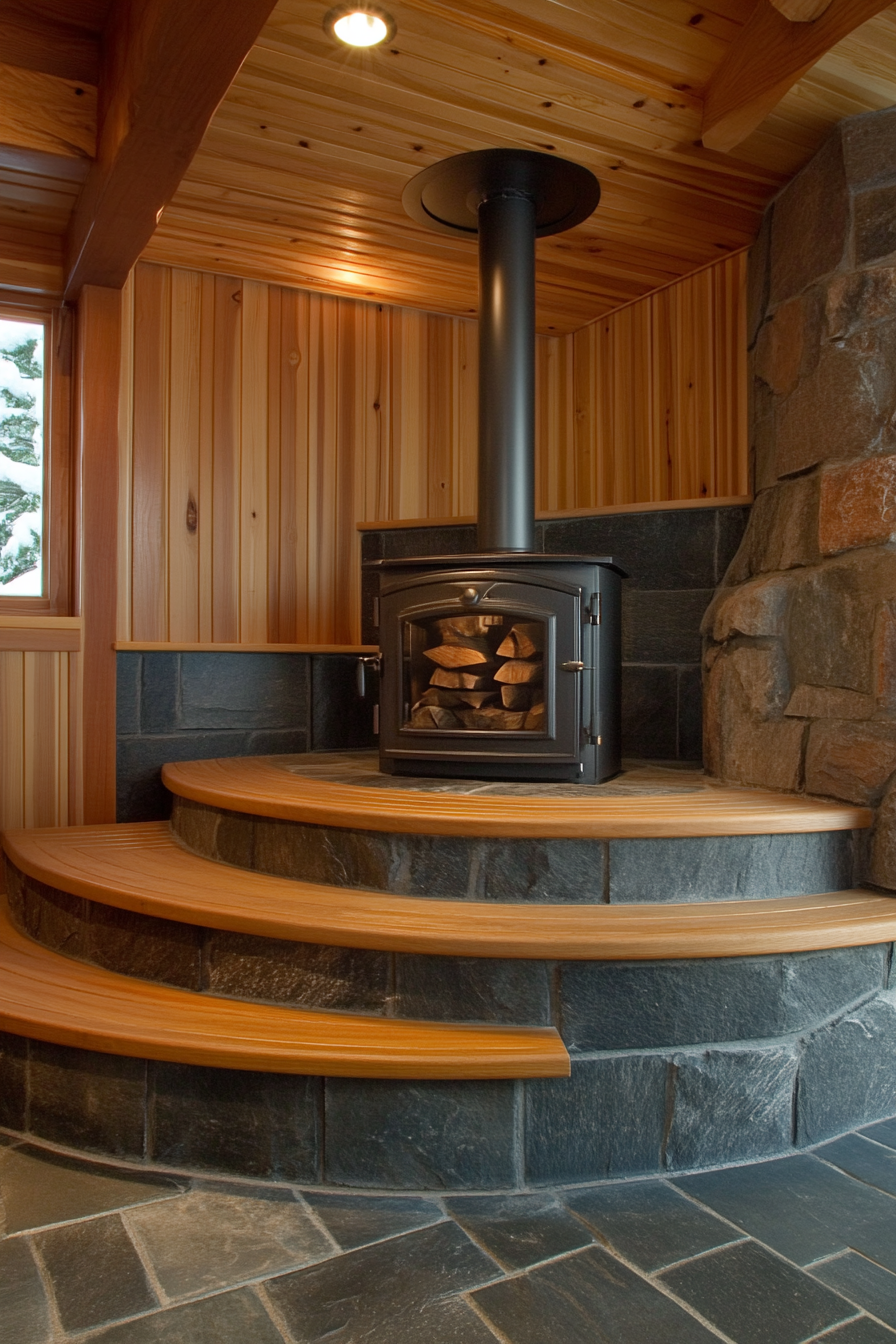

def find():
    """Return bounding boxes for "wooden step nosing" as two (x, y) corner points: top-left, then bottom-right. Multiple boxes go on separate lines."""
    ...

(5, 825), (896, 961)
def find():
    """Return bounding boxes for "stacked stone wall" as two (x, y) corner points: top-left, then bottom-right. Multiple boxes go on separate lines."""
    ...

(704, 106), (896, 885)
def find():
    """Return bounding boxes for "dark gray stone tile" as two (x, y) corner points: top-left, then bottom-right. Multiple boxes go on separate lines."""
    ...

(117, 652), (142, 735)
(379, 524), (478, 559)
(542, 509), (718, 590)
(665, 1043), (799, 1170)
(812, 1253), (896, 1330)
(117, 732), (252, 823)
(252, 816), (396, 891)
(204, 931), (390, 1012)
(565, 1179), (741, 1272)
(608, 831), (853, 903)
(819, 1319), (896, 1343)
(473, 838), (605, 903)
(140, 652), (180, 734)
(622, 590), (713, 664)
(361, 565), (380, 644)
(29, 1042), (146, 1159)
(87, 899), (203, 990)
(473, 1243), (719, 1344)
(524, 1054), (668, 1184)
(35, 1212), (157, 1332)
(674, 1154), (896, 1269)
(361, 530), (383, 562)
(11, 869), (89, 960)
(0, 1029), (27, 1130)
(860, 1117), (896, 1151)
(178, 652), (309, 731)
(621, 664), (678, 760)
(817, 1133), (896, 1198)
(660, 1239), (855, 1344)
(0, 1238), (51, 1344)
(83, 1287), (285, 1343)
(560, 957), (783, 1051)
(311, 654), (376, 751)
(784, 946), (889, 1032)
(247, 729), (310, 755)
(265, 1219), (500, 1343)
(126, 1186), (332, 1299)
(0, 1142), (182, 1233)
(716, 507), (752, 582)
(300, 1191), (442, 1250)
(798, 992), (896, 1144)
(325, 1078), (516, 1189)
(677, 665), (703, 762)
(394, 955), (551, 1025)
(149, 1064), (320, 1182)
(444, 1192), (593, 1270)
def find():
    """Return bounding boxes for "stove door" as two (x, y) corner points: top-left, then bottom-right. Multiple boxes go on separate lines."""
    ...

(379, 571), (584, 768)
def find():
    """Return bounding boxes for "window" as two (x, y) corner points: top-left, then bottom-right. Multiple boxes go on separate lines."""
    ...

(0, 316), (45, 595)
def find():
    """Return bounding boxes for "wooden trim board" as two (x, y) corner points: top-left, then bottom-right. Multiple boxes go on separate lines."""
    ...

(114, 642), (378, 653)
(161, 757), (872, 840)
(5, 823), (894, 961)
(0, 894), (566, 1079)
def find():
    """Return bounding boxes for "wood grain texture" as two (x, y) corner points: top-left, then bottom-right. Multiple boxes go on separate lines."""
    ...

(0, 652), (74, 830)
(0, 63), (96, 161)
(121, 255), (747, 644)
(0, 895), (567, 1077)
(6, 821), (894, 961)
(161, 756), (871, 838)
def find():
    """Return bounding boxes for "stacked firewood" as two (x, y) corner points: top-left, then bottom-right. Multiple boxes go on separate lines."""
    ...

(410, 614), (545, 731)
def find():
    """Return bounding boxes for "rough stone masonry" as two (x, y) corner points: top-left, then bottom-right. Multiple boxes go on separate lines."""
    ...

(702, 104), (896, 887)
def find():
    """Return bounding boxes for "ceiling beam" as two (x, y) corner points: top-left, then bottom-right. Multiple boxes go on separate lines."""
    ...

(63, 0), (281, 300)
(702, 0), (895, 154)
(0, 3), (100, 84)
(768, 0), (835, 17)
(0, 63), (96, 161)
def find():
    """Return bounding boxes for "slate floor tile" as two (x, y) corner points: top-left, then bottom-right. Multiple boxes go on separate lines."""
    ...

(660, 1240), (856, 1344)
(0, 1143), (182, 1233)
(0, 1237), (51, 1344)
(84, 1287), (286, 1343)
(472, 1244), (718, 1343)
(861, 1120), (896, 1153)
(265, 1220), (501, 1343)
(299, 1190), (443, 1251)
(811, 1253), (896, 1330)
(817, 1134), (896, 1198)
(444, 1192), (593, 1271)
(34, 1212), (158, 1333)
(674, 1155), (896, 1269)
(125, 1185), (333, 1299)
(814, 1318), (896, 1341)
(564, 1179), (743, 1272)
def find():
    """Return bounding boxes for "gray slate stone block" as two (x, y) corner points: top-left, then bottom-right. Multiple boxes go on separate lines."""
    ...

(324, 1078), (517, 1189)
(811, 1251), (896, 1331)
(139, 652), (180, 734)
(525, 1054), (668, 1184)
(665, 1043), (799, 1170)
(204, 931), (391, 1013)
(35, 1212), (158, 1333)
(564, 1179), (741, 1273)
(621, 664), (678, 760)
(300, 1191), (442, 1251)
(608, 830), (854, 903)
(179, 652), (309, 731)
(542, 508), (719, 590)
(29, 1041), (146, 1160)
(816, 1132), (896, 1198)
(311, 654), (376, 751)
(81, 1287), (285, 1344)
(0, 1031), (28, 1131)
(797, 989), (896, 1144)
(622, 589), (714, 664)
(116, 652), (141, 735)
(117, 731), (253, 823)
(0, 1237), (51, 1344)
(783, 945), (889, 1031)
(394, 954), (551, 1025)
(444, 1192), (593, 1271)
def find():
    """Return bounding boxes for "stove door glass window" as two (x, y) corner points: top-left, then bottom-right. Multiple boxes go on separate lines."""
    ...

(403, 612), (546, 732)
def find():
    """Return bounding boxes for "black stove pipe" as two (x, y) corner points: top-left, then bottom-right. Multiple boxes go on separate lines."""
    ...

(477, 190), (536, 554)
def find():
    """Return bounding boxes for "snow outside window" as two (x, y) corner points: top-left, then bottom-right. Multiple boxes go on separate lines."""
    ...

(0, 317), (44, 596)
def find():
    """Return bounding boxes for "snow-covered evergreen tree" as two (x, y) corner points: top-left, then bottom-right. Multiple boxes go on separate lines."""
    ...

(0, 321), (43, 594)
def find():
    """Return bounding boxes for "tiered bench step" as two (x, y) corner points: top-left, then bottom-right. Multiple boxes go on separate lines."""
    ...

(162, 755), (872, 837)
(6, 823), (896, 960)
(0, 898), (567, 1079)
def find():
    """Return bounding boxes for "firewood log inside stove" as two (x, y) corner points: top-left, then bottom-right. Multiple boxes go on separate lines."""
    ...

(500, 684), (531, 710)
(423, 637), (492, 668)
(410, 704), (463, 729)
(494, 659), (543, 684)
(457, 706), (527, 730)
(429, 668), (491, 690)
(524, 701), (545, 731)
(434, 614), (503, 638)
(414, 689), (497, 709)
(495, 623), (543, 659)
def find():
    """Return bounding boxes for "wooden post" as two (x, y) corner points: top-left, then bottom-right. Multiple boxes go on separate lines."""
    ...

(76, 285), (121, 823)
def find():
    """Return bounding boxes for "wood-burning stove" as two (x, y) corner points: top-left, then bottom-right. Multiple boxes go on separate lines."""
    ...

(364, 148), (624, 783)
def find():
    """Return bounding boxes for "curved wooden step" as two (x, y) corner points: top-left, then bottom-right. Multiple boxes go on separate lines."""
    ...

(162, 755), (871, 838)
(0, 898), (567, 1079)
(6, 823), (896, 961)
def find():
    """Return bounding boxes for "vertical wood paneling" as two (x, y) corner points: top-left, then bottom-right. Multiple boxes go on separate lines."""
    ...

(0, 649), (74, 833)
(120, 254), (747, 645)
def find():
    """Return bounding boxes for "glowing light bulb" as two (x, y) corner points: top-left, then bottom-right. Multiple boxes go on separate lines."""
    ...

(333, 10), (388, 45)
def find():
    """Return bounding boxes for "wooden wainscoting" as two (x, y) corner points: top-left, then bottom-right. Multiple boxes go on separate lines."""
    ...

(119, 253), (747, 646)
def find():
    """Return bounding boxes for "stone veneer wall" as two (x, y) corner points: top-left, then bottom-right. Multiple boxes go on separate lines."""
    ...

(704, 105), (896, 887)
(362, 504), (748, 764)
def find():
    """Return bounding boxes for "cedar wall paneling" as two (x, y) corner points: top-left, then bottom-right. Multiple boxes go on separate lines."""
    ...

(120, 253), (747, 644)
(0, 650), (76, 830)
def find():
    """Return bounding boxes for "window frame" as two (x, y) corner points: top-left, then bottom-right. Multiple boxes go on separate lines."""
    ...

(0, 299), (72, 615)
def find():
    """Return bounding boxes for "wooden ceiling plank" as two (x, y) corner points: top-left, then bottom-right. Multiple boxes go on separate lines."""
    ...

(701, 0), (895, 153)
(0, 63), (96, 161)
(63, 0), (283, 298)
(0, 3), (101, 83)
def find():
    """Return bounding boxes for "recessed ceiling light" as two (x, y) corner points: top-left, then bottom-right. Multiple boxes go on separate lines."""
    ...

(324, 4), (396, 47)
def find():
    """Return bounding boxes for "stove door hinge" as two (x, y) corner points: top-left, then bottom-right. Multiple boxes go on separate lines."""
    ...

(585, 591), (601, 625)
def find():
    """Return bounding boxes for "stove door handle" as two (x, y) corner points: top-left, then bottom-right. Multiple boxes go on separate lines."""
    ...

(356, 655), (382, 697)
(560, 660), (587, 672)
